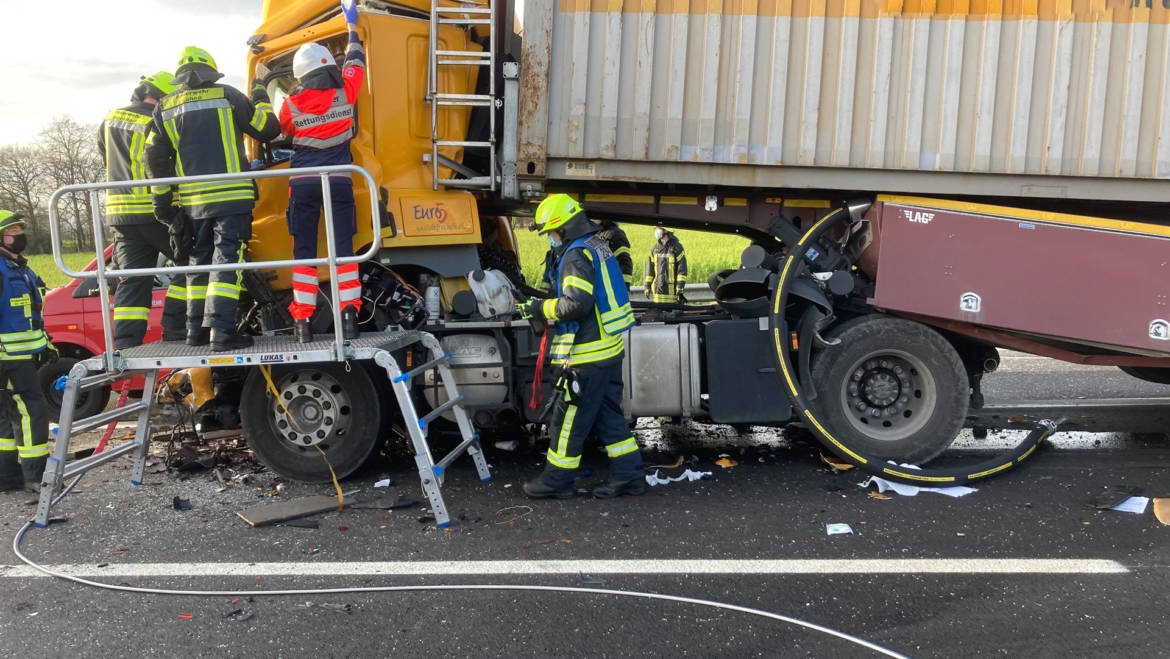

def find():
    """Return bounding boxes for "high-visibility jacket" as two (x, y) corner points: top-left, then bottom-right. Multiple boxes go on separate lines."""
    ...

(278, 32), (366, 182)
(147, 77), (280, 219)
(541, 233), (635, 366)
(0, 255), (48, 359)
(539, 222), (632, 293)
(644, 234), (687, 303)
(98, 101), (157, 224)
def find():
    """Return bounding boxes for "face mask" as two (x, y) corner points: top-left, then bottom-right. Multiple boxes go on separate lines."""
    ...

(5, 234), (27, 254)
(654, 229), (664, 240)
(547, 235), (562, 249)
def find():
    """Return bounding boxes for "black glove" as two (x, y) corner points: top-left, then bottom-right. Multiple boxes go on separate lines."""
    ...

(153, 189), (178, 224)
(250, 79), (270, 104)
(515, 299), (542, 320)
(169, 210), (195, 264)
(35, 343), (59, 368)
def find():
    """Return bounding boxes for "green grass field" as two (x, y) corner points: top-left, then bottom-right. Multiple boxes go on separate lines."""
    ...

(514, 223), (749, 288)
(27, 253), (94, 290)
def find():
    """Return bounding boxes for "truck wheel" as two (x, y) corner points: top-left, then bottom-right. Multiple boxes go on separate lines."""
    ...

(240, 363), (382, 482)
(810, 315), (969, 464)
(39, 358), (110, 423)
(1119, 366), (1170, 385)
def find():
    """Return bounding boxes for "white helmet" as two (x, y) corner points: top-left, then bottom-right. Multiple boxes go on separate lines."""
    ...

(293, 42), (335, 79)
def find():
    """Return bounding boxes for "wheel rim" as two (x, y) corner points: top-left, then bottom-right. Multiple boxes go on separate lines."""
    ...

(838, 349), (936, 442)
(269, 369), (352, 449)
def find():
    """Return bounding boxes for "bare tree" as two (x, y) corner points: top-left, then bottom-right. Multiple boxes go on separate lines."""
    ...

(0, 145), (52, 253)
(38, 116), (104, 252)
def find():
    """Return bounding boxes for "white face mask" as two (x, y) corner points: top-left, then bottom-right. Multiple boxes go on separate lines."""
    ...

(654, 229), (664, 240)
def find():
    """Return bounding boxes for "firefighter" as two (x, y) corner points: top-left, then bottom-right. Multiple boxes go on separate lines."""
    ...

(146, 46), (280, 352)
(538, 218), (632, 294)
(279, 0), (365, 343)
(516, 194), (645, 499)
(643, 223), (687, 303)
(99, 72), (188, 349)
(0, 211), (53, 493)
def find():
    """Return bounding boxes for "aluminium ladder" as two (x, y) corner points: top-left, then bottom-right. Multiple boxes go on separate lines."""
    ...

(35, 330), (490, 528)
(425, 0), (498, 190)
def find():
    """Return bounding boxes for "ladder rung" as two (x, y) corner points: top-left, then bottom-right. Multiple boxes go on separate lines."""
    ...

(393, 353), (451, 383)
(437, 177), (493, 187)
(69, 401), (149, 435)
(61, 440), (142, 480)
(437, 99), (492, 107)
(418, 394), (464, 429)
(435, 50), (489, 57)
(435, 93), (492, 102)
(436, 140), (493, 148)
(439, 17), (493, 24)
(438, 59), (492, 66)
(435, 6), (492, 14)
(433, 433), (480, 475)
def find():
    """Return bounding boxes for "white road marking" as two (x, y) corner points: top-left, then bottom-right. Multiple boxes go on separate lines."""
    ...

(0, 558), (1128, 579)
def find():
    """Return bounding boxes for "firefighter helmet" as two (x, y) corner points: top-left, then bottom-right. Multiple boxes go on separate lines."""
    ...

(0, 211), (27, 233)
(177, 46), (217, 71)
(293, 42), (336, 80)
(141, 71), (177, 99)
(533, 194), (583, 235)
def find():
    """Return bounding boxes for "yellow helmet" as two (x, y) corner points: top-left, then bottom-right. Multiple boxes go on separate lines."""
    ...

(177, 46), (217, 71)
(0, 210), (26, 232)
(532, 194), (582, 234)
(141, 71), (177, 98)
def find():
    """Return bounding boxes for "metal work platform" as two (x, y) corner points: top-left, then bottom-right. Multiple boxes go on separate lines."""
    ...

(99, 330), (424, 371)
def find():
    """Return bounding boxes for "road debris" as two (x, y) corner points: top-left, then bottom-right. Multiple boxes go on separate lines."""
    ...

(236, 495), (348, 527)
(645, 468), (712, 486)
(648, 455), (684, 469)
(1092, 486), (1143, 510)
(494, 440), (519, 451)
(224, 608), (254, 622)
(374, 478), (392, 488)
(1108, 496), (1149, 514)
(714, 457), (738, 469)
(859, 469), (977, 498)
(177, 613), (194, 619)
(495, 505), (533, 525)
(826, 523), (854, 535)
(820, 454), (855, 471)
(867, 491), (891, 500)
(1155, 499), (1170, 525)
(171, 496), (192, 511)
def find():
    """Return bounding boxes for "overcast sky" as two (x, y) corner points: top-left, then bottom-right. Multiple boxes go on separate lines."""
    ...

(0, 0), (264, 146)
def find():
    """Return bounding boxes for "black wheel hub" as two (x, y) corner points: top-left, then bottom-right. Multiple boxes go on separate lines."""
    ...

(848, 359), (912, 417)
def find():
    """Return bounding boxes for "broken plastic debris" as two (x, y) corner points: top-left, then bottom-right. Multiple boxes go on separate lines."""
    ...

(867, 491), (891, 500)
(1154, 499), (1170, 525)
(374, 479), (391, 488)
(826, 523), (853, 535)
(645, 468), (712, 486)
(649, 456), (684, 469)
(494, 440), (518, 452)
(714, 457), (738, 469)
(172, 496), (192, 511)
(820, 454), (855, 471)
(1109, 496), (1149, 514)
(177, 613), (194, 619)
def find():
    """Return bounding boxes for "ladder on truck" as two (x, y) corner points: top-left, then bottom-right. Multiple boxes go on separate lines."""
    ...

(35, 166), (490, 529)
(425, 0), (498, 190)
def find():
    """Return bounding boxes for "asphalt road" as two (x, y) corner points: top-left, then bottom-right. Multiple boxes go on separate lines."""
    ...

(0, 353), (1167, 658)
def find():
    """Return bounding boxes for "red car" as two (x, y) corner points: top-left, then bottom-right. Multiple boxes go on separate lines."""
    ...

(38, 246), (172, 420)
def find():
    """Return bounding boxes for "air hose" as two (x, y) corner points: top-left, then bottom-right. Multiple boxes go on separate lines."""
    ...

(769, 206), (1058, 485)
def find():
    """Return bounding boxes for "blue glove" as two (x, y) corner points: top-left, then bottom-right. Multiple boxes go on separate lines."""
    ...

(341, 0), (359, 24)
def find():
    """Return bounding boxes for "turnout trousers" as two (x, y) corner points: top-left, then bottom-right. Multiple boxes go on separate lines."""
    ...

(538, 359), (644, 489)
(287, 180), (361, 321)
(0, 359), (48, 485)
(111, 223), (187, 348)
(187, 213), (251, 331)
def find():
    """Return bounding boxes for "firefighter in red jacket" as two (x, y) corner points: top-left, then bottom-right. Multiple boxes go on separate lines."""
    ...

(278, 0), (365, 343)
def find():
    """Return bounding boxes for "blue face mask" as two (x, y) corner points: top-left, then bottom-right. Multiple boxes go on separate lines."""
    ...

(547, 235), (562, 249)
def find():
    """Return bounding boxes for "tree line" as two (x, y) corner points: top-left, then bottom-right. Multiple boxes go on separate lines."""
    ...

(0, 116), (105, 255)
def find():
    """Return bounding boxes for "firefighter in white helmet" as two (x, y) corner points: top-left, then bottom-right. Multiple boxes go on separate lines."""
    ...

(278, 0), (366, 343)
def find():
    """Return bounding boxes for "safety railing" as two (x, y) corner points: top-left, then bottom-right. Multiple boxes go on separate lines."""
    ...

(47, 165), (384, 370)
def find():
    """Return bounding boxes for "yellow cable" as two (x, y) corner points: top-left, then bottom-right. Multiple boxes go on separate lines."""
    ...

(258, 365), (344, 512)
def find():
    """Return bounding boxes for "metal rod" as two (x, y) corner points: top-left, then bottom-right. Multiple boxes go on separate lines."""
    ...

(393, 353), (450, 383)
(88, 190), (115, 372)
(435, 435), (476, 472)
(45, 165), (382, 280)
(430, 0), (439, 190)
(62, 441), (142, 480)
(320, 173), (345, 358)
(70, 401), (149, 435)
(418, 394), (463, 428)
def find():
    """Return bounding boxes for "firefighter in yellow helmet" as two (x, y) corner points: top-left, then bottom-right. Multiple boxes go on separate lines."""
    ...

(99, 71), (188, 348)
(0, 211), (53, 493)
(644, 222), (688, 303)
(516, 194), (645, 499)
(145, 46), (280, 351)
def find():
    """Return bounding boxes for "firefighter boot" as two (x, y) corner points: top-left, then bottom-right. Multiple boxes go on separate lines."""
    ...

(210, 329), (254, 352)
(21, 455), (46, 487)
(162, 326), (186, 342)
(522, 476), (574, 500)
(187, 328), (211, 347)
(0, 455), (21, 492)
(593, 477), (648, 499)
(294, 319), (312, 344)
(341, 308), (360, 341)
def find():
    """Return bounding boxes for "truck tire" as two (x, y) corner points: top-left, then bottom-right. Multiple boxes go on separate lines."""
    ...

(39, 357), (110, 423)
(810, 315), (969, 464)
(240, 363), (382, 482)
(1119, 366), (1170, 385)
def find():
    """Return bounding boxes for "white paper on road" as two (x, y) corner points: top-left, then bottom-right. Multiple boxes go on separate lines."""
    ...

(645, 468), (712, 486)
(826, 523), (853, 535)
(374, 479), (391, 488)
(1109, 496), (1149, 514)
(858, 463), (978, 498)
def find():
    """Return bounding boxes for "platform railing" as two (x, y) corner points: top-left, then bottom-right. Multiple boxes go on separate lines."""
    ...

(47, 164), (384, 370)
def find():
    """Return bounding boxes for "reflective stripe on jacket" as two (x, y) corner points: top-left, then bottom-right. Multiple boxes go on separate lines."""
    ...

(0, 256), (47, 358)
(541, 234), (634, 366)
(147, 83), (279, 219)
(99, 103), (157, 224)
